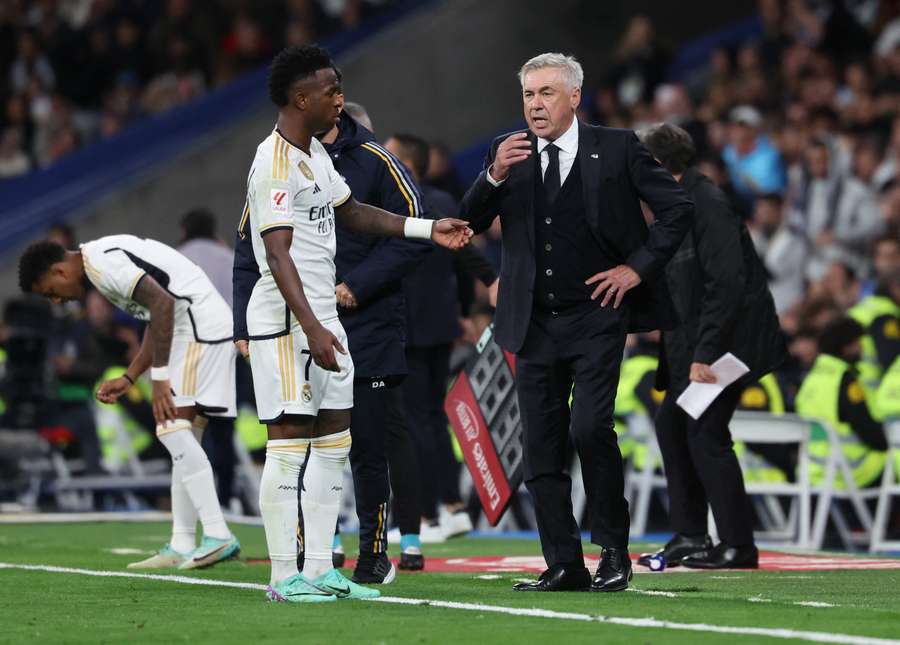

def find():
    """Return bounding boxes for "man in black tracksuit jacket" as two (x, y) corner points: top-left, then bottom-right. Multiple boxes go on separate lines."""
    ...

(233, 110), (431, 582)
(636, 123), (786, 570)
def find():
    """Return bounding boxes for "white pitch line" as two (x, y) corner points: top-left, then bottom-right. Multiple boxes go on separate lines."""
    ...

(627, 588), (679, 598)
(0, 562), (893, 645)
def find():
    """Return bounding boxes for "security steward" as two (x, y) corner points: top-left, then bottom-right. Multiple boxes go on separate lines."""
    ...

(796, 317), (887, 490)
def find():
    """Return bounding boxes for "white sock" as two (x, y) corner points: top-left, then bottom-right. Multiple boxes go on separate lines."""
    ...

(260, 438), (308, 585)
(158, 422), (230, 541)
(301, 430), (351, 579)
(167, 420), (206, 553)
(170, 477), (198, 553)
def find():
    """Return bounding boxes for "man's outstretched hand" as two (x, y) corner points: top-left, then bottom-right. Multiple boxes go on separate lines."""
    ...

(431, 218), (473, 250)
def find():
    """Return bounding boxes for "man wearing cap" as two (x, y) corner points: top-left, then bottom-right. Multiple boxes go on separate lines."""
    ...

(722, 105), (786, 211)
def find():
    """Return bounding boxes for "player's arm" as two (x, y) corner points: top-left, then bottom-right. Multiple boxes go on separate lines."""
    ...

(262, 228), (345, 372)
(334, 197), (472, 250)
(96, 276), (177, 424)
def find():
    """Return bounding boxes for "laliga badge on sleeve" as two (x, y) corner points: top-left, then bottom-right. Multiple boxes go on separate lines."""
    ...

(270, 189), (290, 215)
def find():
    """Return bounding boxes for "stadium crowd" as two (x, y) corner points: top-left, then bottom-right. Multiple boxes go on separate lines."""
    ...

(587, 3), (900, 410)
(1, 1), (899, 544)
(0, 0), (398, 178)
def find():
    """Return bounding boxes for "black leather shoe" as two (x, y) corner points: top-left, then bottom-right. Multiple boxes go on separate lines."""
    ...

(681, 542), (759, 569)
(512, 563), (591, 592)
(591, 548), (633, 592)
(636, 534), (713, 568)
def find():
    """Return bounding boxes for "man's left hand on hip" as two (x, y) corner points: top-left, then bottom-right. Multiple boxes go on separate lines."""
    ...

(586, 265), (641, 309)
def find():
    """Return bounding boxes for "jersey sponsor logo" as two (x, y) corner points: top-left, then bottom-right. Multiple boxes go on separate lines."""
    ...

(271, 189), (290, 214)
(298, 160), (314, 180)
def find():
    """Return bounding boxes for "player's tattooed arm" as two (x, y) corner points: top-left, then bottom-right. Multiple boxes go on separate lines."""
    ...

(334, 198), (405, 236)
(262, 229), (345, 372)
(335, 198), (473, 249)
(132, 276), (175, 369)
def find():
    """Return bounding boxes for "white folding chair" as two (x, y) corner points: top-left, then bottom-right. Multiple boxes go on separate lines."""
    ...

(869, 420), (900, 553)
(623, 413), (667, 537)
(728, 412), (812, 549)
(808, 419), (879, 551)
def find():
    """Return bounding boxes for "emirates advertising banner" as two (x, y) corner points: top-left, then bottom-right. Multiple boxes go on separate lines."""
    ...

(445, 325), (523, 525)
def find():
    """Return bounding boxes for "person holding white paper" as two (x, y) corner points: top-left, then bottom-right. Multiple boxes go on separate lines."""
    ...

(636, 124), (787, 570)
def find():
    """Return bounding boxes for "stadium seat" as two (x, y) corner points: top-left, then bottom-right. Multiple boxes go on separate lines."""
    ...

(869, 420), (900, 554)
(808, 419), (879, 552)
(623, 413), (668, 537)
(729, 412), (812, 549)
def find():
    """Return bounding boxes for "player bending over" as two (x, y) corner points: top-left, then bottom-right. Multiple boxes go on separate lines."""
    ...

(241, 45), (471, 603)
(19, 235), (240, 570)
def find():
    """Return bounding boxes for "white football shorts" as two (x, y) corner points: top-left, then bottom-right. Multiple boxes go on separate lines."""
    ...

(249, 319), (354, 423)
(169, 338), (237, 418)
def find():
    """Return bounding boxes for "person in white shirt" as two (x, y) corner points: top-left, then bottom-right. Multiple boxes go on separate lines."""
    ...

(240, 45), (470, 604)
(18, 234), (240, 570)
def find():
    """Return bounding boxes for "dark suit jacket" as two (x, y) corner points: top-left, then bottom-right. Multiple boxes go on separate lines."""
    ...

(460, 121), (695, 353)
(657, 167), (787, 395)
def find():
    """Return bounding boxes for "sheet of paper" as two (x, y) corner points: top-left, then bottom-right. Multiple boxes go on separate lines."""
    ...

(675, 352), (750, 420)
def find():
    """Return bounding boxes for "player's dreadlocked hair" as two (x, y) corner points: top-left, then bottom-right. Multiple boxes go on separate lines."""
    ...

(18, 240), (66, 293)
(268, 45), (335, 107)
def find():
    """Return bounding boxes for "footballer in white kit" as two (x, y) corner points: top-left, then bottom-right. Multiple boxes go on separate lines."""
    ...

(245, 133), (354, 422)
(19, 234), (240, 570)
(239, 45), (472, 604)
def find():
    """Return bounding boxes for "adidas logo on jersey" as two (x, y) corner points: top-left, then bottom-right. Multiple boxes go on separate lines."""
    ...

(312, 183), (321, 194)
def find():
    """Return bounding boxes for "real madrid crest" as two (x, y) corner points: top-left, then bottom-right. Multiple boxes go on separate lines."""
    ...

(299, 160), (314, 181)
(302, 383), (312, 403)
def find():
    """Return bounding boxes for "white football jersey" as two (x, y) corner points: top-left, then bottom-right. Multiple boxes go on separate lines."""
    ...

(242, 129), (351, 339)
(80, 234), (233, 342)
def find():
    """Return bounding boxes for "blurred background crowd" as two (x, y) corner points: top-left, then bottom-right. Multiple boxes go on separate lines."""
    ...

(0, 0), (396, 177)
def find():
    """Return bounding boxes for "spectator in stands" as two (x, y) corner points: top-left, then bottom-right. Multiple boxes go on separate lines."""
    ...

(653, 84), (708, 158)
(0, 127), (30, 178)
(790, 138), (885, 280)
(9, 29), (55, 94)
(748, 193), (807, 314)
(606, 14), (668, 108)
(796, 317), (887, 490)
(722, 105), (786, 210)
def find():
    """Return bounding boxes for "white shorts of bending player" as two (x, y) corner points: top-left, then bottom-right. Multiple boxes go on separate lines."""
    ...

(169, 337), (237, 418)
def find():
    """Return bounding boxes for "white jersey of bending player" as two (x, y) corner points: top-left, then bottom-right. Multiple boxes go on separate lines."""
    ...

(80, 234), (233, 342)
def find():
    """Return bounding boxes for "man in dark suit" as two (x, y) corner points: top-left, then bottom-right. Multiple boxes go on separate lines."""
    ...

(460, 53), (694, 592)
(635, 123), (786, 570)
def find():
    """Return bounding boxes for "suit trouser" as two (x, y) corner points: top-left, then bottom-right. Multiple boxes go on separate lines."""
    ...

(654, 384), (755, 546)
(517, 332), (630, 568)
(404, 344), (461, 519)
(350, 380), (421, 555)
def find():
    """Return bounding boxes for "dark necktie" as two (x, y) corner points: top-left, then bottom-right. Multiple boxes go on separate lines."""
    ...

(543, 143), (560, 204)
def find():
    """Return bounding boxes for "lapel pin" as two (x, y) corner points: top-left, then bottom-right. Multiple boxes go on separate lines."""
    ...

(591, 153), (599, 159)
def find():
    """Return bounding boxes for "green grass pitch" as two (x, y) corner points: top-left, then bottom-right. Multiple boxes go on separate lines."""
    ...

(1, 521), (899, 644)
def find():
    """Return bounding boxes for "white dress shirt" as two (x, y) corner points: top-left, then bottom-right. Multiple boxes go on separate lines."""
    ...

(487, 116), (579, 187)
